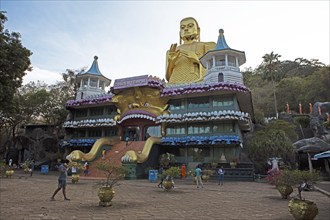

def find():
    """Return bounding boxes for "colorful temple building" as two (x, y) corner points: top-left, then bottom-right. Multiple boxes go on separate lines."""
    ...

(63, 17), (255, 180)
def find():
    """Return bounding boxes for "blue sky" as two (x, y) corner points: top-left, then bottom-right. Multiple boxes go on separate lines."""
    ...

(1, 1), (329, 85)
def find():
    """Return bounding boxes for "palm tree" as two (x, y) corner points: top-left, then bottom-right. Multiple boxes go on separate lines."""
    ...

(260, 52), (282, 118)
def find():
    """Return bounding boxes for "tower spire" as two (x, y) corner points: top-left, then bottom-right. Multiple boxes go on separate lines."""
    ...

(215, 29), (230, 50)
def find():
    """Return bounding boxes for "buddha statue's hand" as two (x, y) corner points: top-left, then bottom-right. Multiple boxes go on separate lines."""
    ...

(177, 49), (199, 63)
(168, 44), (179, 63)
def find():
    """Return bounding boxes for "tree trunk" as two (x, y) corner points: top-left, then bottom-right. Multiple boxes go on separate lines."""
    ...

(271, 74), (278, 118)
(324, 159), (330, 174)
(307, 153), (313, 173)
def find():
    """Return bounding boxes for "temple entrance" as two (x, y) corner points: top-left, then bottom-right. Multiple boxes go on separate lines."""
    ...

(124, 126), (140, 141)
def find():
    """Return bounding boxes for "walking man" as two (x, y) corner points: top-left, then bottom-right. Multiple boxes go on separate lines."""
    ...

(195, 165), (203, 188)
(51, 159), (70, 201)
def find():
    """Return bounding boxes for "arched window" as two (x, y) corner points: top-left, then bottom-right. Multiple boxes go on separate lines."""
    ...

(218, 73), (224, 82)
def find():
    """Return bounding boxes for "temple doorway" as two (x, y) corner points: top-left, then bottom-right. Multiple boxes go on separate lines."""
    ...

(124, 126), (140, 141)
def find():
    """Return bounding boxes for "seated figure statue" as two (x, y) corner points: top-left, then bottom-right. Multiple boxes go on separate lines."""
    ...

(166, 17), (215, 83)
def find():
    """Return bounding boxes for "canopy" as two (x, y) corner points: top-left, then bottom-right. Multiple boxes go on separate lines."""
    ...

(313, 150), (330, 159)
(294, 137), (330, 153)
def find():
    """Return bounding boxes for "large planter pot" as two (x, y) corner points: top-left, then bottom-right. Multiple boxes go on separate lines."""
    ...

(24, 168), (30, 173)
(6, 170), (14, 178)
(163, 180), (174, 190)
(202, 175), (209, 182)
(277, 185), (293, 199)
(97, 187), (115, 206)
(71, 174), (80, 184)
(230, 162), (237, 168)
(288, 199), (318, 220)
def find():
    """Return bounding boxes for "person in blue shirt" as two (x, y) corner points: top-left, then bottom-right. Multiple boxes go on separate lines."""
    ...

(195, 165), (203, 188)
(51, 159), (70, 201)
(217, 166), (225, 186)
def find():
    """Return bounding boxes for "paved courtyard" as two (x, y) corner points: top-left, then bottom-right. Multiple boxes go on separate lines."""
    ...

(0, 171), (329, 220)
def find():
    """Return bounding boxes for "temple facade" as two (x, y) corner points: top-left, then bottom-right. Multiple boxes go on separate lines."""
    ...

(63, 23), (254, 180)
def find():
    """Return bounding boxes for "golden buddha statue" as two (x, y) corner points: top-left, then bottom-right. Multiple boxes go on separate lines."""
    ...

(166, 17), (216, 84)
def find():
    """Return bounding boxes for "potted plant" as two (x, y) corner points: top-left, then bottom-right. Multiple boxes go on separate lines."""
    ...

(0, 161), (14, 178)
(188, 169), (197, 183)
(202, 169), (215, 182)
(3, 162), (15, 178)
(68, 161), (84, 184)
(159, 153), (176, 168)
(276, 169), (296, 199)
(287, 170), (319, 220)
(161, 166), (181, 190)
(21, 159), (33, 174)
(211, 160), (218, 169)
(95, 159), (127, 206)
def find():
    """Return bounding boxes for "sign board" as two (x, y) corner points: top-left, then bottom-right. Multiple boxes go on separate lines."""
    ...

(114, 75), (149, 90)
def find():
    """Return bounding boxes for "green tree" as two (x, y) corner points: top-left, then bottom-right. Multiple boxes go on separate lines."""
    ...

(0, 11), (32, 114)
(258, 52), (282, 117)
(245, 120), (296, 173)
(276, 77), (305, 113)
(303, 67), (330, 103)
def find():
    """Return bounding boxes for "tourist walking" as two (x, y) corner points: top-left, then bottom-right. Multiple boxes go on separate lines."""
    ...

(195, 165), (203, 188)
(51, 159), (70, 201)
(217, 166), (225, 186)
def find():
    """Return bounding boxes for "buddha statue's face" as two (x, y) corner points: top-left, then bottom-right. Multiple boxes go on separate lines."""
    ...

(180, 18), (199, 41)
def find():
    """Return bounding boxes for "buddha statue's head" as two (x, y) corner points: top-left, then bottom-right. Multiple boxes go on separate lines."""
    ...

(179, 17), (200, 44)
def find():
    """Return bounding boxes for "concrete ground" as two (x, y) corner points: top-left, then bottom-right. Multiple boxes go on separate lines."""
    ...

(0, 171), (329, 220)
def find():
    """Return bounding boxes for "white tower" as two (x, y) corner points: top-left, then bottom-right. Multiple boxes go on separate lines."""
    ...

(75, 56), (111, 100)
(200, 29), (246, 84)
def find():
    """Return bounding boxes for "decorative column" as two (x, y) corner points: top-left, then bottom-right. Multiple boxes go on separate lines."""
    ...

(225, 54), (228, 66)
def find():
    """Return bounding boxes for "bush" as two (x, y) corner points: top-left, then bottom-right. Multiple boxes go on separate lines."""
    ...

(293, 116), (310, 128)
(163, 166), (181, 179)
(277, 169), (319, 187)
(266, 169), (281, 185)
(95, 159), (127, 188)
(159, 153), (176, 168)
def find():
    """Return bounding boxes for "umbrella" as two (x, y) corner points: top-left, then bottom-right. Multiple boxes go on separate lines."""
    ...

(294, 138), (330, 173)
(313, 150), (330, 159)
(294, 137), (330, 153)
(297, 144), (330, 153)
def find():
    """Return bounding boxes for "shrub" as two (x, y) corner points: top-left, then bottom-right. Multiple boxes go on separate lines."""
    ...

(293, 116), (310, 128)
(95, 159), (127, 188)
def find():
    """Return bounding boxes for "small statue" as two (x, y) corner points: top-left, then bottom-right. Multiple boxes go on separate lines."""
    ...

(219, 153), (227, 163)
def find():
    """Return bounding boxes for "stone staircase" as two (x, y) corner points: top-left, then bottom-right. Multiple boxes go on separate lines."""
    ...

(87, 141), (145, 178)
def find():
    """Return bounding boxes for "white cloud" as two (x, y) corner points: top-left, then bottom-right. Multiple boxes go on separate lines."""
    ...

(23, 67), (63, 85)
(4, 1), (329, 86)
